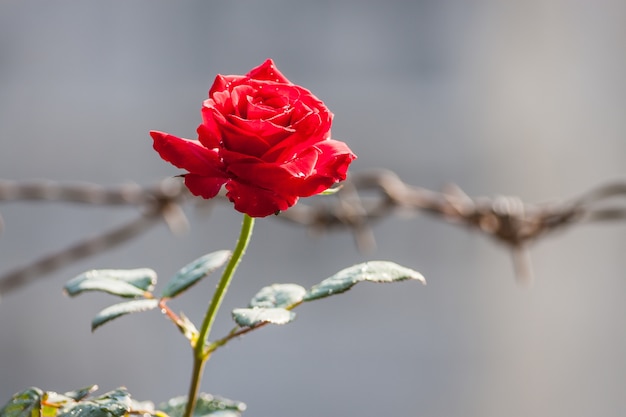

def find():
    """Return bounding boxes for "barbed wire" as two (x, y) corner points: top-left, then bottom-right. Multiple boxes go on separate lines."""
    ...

(1, 169), (626, 296)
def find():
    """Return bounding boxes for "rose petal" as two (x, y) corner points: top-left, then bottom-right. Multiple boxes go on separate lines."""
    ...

(246, 95), (290, 121)
(226, 180), (297, 217)
(184, 173), (227, 199)
(209, 74), (246, 96)
(220, 148), (261, 166)
(246, 59), (291, 84)
(150, 131), (224, 177)
(313, 140), (357, 180)
(281, 147), (319, 177)
(286, 140), (357, 197)
(230, 85), (257, 118)
(220, 118), (273, 157)
(209, 90), (235, 115)
(226, 148), (322, 198)
(198, 106), (224, 149)
(226, 159), (297, 190)
(229, 115), (293, 146)
(262, 130), (328, 163)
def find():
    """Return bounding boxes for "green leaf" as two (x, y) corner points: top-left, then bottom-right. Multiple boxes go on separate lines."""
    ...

(232, 307), (295, 327)
(159, 393), (246, 417)
(249, 283), (306, 309)
(161, 251), (232, 298)
(91, 299), (160, 331)
(42, 392), (73, 417)
(1, 387), (160, 417)
(0, 387), (43, 417)
(64, 268), (157, 298)
(177, 312), (199, 345)
(304, 261), (425, 301)
(57, 388), (132, 417)
(63, 386), (98, 402)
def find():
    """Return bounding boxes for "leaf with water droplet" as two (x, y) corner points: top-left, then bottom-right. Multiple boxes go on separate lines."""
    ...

(304, 261), (425, 301)
(249, 283), (306, 309)
(232, 307), (295, 327)
(2, 386), (161, 417)
(42, 391), (81, 414)
(64, 268), (157, 298)
(63, 386), (98, 402)
(91, 299), (159, 331)
(161, 250), (231, 298)
(159, 393), (246, 417)
(0, 387), (43, 417)
(56, 388), (132, 417)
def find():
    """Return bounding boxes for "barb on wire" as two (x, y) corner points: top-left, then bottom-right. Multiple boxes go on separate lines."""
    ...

(2, 170), (626, 296)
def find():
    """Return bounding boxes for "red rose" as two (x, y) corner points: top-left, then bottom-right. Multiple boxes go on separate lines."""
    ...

(150, 59), (356, 217)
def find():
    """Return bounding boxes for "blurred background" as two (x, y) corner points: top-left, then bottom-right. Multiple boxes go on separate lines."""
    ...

(1, 1), (626, 416)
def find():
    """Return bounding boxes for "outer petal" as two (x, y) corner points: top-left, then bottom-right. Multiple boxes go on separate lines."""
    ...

(184, 174), (227, 199)
(150, 130), (225, 177)
(246, 59), (291, 84)
(311, 139), (356, 180)
(292, 140), (357, 197)
(209, 74), (246, 96)
(225, 180), (297, 217)
(198, 105), (225, 149)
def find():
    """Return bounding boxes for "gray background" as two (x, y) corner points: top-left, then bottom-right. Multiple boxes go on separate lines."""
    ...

(1, 1), (626, 416)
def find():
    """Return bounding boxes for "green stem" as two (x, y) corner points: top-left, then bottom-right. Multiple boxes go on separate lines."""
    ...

(184, 356), (206, 417)
(183, 214), (255, 417)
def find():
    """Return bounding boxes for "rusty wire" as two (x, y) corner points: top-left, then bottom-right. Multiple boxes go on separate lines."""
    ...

(1, 170), (626, 295)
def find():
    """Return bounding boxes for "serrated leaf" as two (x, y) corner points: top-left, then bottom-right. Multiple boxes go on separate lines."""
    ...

(232, 307), (295, 327)
(159, 393), (246, 417)
(249, 284), (306, 309)
(91, 299), (159, 331)
(304, 261), (425, 301)
(161, 251), (231, 298)
(64, 268), (157, 298)
(0, 387), (43, 417)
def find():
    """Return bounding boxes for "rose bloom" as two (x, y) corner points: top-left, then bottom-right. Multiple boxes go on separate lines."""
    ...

(150, 59), (356, 217)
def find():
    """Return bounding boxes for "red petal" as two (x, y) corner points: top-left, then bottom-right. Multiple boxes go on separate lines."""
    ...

(150, 130), (224, 177)
(229, 115), (293, 147)
(226, 158), (297, 191)
(198, 105), (225, 148)
(281, 147), (319, 177)
(313, 140), (357, 180)
(263, 130), (328, 163)
(220, 119), (272, 157)
(246, 59), (291, 84)
(225, 180), (297, 217)
(226, 148), (320, 198)
(209, 74), (246, 96)
(292, 140), (357, 196)
(184, 174), (227, 199)
(230, 85), (256, 117)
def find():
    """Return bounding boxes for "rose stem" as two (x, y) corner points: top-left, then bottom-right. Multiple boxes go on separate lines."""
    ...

(184, 214), (255, 417)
